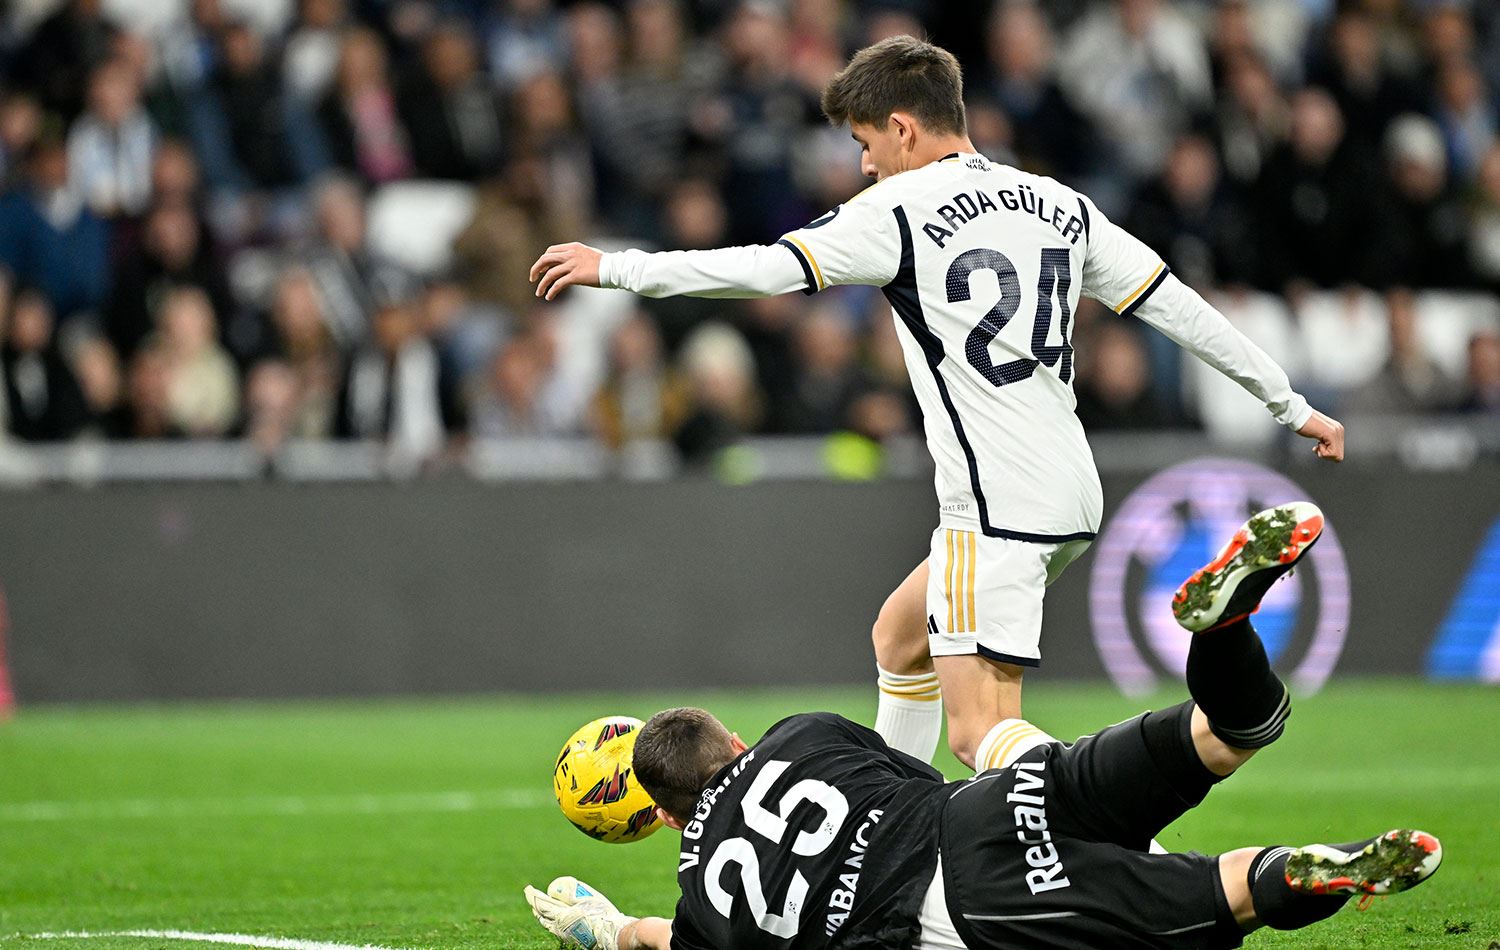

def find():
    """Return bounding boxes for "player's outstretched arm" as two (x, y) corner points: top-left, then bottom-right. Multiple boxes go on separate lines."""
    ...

(1079, 198), (1345, 462)
(529, 241), (809, 301)
(1127, 275), (1345, 462)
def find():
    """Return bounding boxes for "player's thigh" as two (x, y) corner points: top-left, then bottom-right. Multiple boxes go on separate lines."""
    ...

(926, 530), (1063, 667)
(872, 558), (931, 674)
(952, 844), (1241, 950)
(1044, 702), (1220, 851)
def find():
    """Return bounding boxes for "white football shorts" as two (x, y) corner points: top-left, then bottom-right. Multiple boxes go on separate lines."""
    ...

(925, 528), (1091, 666)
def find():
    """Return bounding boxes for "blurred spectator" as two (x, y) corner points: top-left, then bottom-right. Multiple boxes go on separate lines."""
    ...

(708, 2), (814, 242)
(317, 27), (414, 185)
(1074, 321), (1179, 430)
(1253, 87), (1384, 291)
(398, 22), (505, 181)
(0, 93), (44, 189)
(1469, 143), (1500, 288)
(1126, 133), (1258, 288)
(241, 359), (300, 456)
(266, 268), (339, 437)
(774, 304), (873, 434)
(580, 0), (717, 236)
(452, 155), (584, 316)
(150, 139), (205, 209)
(1215, 53), (1291, 188)
(158, 285), (239, 437)
(303, 175), (401, 348)
(67, 58), (157, 218)
(566, 3), (624, 89)
(674, 321), (760, 464)
(470, 325), (574, 439)
(1345, 288), (1460, 414)
(1458, 330), (1500, 414)
(482, 0), (567, 91)
(1307, 8), (1422, 148)
(0, 288), (88, 440)
(105, 200), (230, 361)
(591, 310), (686, 449)
(509, 70), (592, 221)
(979, 1), (1096, 181)
(188, 20), (325, 191)
(1432, 58), (1497, 182)
(0, 137), (110, 319)
(159, 0), (228, 96)
(1058, 0), (1213, 189)
(70, 334), (126, 437)
(12, 0), (117, 120)
(335, 291), (445, 459)
(637, 178), (739, 353)
(284, 0), (351, 104)
(119, 343), (183, 439)
(1382, 113), (1475, 289)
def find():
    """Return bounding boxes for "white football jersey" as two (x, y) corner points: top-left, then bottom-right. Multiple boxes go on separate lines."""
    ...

(779, 152), (1168, 541)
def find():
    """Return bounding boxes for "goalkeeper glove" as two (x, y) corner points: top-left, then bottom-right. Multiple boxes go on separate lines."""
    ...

(525, 876), (638, 950)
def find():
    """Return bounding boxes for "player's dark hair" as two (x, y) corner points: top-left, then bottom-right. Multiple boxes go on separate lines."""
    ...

(821, 35), (966, 135)
(633, 707), (738, 823)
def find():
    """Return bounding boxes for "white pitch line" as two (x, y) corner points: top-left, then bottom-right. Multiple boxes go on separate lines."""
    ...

(0, 789), (551, 823)
(18, 930), (406, 950)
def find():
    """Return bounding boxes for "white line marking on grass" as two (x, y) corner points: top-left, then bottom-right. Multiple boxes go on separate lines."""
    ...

(20, 930), (405, 950)
(0, 789), (551, 823)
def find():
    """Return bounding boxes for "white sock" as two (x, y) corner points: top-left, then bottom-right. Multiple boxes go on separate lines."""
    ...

(973, 718), (1056, 773)
(874, 666), (943, 762)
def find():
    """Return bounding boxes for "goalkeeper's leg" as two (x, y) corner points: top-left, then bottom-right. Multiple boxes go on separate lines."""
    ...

(1218, 830), (1442, 933)
(1174, 503), (1324, 778)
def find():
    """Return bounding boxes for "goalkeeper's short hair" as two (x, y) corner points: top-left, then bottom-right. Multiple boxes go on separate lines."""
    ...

(634, 707), (738, 823)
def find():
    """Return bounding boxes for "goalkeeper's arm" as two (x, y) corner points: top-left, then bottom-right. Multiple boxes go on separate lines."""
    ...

(617, 917), (672, 950)
(526, 876), (672, 950)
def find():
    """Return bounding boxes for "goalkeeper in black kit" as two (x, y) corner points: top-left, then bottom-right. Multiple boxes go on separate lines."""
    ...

(525, 503), (1441, 950)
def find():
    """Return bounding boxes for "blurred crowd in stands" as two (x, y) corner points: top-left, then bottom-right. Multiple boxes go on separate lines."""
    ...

(0, 0), (1498, 469)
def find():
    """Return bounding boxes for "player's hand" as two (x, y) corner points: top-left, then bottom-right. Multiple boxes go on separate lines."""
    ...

(1296, 409), (1345, 462)
(525, 876), (637, 950)
(530, 243), (604, 301)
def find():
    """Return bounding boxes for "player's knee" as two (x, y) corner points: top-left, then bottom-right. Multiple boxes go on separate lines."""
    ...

(871, 599), (928, 676)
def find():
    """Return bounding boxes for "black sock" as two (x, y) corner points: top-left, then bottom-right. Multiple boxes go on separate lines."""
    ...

(1185, 617), (1290, 748)
(1247, 846), (1352, 930)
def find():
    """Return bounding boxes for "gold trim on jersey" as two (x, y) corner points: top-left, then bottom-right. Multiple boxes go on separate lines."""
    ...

(1114, 262), (1166, 314)
(945, 529), (979, 634)
(785, 236), (826, 290)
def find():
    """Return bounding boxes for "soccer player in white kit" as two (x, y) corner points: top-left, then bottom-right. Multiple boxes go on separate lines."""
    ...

(529, 36), (1345, 772)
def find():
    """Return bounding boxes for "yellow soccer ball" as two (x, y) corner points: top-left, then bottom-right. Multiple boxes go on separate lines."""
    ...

(552, 716), (661, 843)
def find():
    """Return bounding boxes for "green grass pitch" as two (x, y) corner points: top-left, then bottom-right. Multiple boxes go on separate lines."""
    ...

(0, 681), (1496, 950)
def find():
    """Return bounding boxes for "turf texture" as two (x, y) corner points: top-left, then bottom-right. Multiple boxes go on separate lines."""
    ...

(0, 681), (1495, 950)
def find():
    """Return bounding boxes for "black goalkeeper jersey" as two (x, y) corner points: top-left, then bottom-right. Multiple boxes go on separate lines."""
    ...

(669, 713), (949, 950)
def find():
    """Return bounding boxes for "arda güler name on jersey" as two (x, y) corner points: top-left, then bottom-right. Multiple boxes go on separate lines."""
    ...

(920, 181), (1087, 250)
